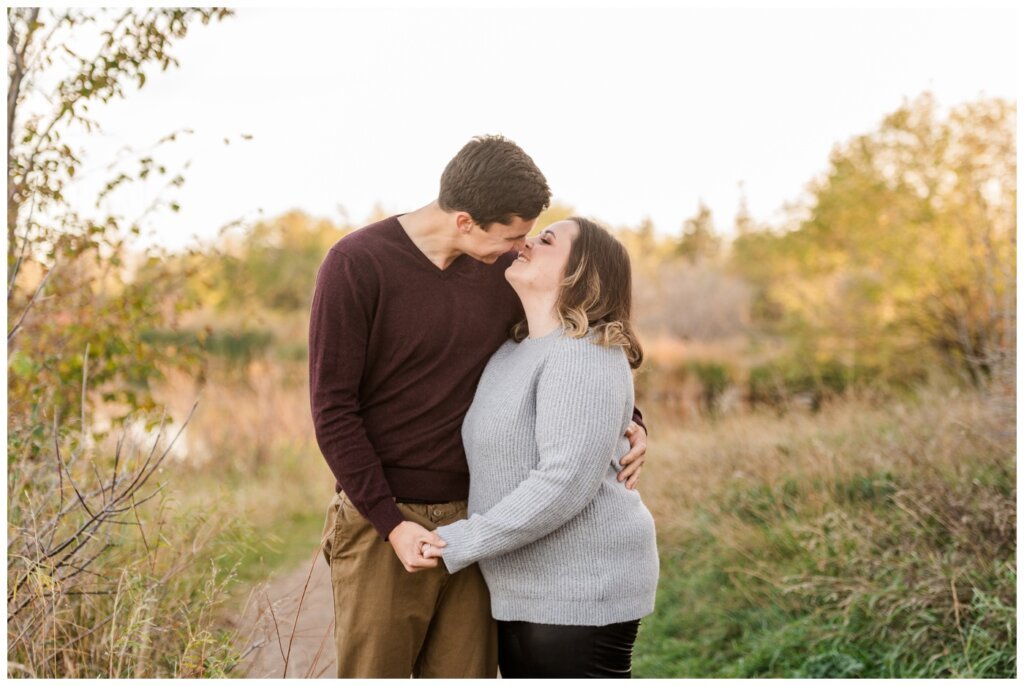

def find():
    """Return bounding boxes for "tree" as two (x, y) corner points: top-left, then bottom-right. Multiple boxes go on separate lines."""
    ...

(734, 183), (755, 237)
(730, 93), (1016, 385)
(198, 210), (350, 314)
(678, 200), (722, 263)
(7, 8), (232, 447)
(6, 9), (238, 676)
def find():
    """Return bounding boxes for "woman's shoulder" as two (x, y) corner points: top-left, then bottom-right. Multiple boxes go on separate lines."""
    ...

(485, 338), (520, 365)
(537, 330), (634, 407)
(548, 328), (630, 371)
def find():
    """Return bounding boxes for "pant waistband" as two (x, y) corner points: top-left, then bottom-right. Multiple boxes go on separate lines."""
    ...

(395, 497), (456, 505)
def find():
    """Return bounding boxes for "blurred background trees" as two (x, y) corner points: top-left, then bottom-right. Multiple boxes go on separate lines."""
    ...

(732, 93), (1015, 391)
(166, 92), (1014, 419)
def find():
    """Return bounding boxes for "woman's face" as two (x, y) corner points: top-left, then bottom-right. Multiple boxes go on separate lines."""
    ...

(505, 219), (579, 294)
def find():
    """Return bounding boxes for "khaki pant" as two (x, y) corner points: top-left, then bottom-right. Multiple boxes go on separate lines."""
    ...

(320, 491), (498, 678)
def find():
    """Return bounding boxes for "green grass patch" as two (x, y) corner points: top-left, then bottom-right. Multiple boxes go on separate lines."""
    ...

(215, 508), (326, 589)
(634, 463), (1015, 678)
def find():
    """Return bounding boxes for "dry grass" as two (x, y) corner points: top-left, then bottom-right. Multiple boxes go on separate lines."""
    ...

(642, 380), (1011, 526)
(6, 359), (332, 678)
(9, 346), (1014, 677)
(635, 377), (1015, 677)
(6, 410), (243, 678)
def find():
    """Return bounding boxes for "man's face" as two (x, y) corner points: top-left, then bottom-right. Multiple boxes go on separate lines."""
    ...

(458, 215), (537, 264)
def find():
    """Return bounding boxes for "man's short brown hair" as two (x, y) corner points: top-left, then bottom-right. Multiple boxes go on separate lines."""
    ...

(438, 135), (551, 229)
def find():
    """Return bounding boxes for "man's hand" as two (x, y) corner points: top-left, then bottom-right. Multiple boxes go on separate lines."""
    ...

(388, 521), (445, 572)
(618, 421), (648, 490)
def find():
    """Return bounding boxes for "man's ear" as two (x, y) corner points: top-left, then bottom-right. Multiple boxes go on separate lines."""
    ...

(454, 212), (476, 234)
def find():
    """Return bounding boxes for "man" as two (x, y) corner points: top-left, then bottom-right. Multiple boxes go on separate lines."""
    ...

(308, 135), (648, 678)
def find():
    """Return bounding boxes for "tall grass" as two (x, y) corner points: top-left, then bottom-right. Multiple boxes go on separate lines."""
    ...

(635, 380), (1016, 677)
(9, 349), (1014, 677)
(6, 405), (243, 677)
(6, 359), (331, 678)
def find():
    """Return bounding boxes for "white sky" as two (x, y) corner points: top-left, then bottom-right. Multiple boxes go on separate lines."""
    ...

(57, 5), (1017, 251)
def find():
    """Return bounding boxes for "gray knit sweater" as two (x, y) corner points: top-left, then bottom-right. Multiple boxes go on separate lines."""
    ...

(435, 327), (659, 626)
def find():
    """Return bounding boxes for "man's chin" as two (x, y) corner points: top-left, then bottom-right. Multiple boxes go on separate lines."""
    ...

(471, 250), (514, 265)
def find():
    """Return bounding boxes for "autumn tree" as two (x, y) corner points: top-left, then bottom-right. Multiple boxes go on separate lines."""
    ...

(731, 93), (1016, 385)
(7, 9), (238, 676)
(8, 8), (232, 446)
(678, 200), (722, 263)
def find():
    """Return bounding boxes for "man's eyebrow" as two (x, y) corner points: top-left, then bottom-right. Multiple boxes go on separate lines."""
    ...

(508, 232), (530, 240)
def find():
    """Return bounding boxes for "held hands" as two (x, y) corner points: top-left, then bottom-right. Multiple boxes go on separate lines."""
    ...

(388, 521), (447, 572)
(420, 536), (447, 560)
(618, 421), (648, 490)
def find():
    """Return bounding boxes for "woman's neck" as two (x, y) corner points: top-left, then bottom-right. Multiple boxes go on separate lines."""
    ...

(518, 291), (561, 339)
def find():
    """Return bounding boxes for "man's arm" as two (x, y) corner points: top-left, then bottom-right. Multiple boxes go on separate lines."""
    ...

(308, 249), (405, 540)
(309, 249), (444, 570)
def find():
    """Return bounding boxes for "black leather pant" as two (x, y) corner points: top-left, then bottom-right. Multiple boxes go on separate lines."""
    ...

(497, 619), (641, 678)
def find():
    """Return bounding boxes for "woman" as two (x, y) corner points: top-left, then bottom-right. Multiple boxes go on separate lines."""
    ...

(422, 217), (659, 678)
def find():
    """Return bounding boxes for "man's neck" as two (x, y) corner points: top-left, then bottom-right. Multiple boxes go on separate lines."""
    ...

(396, 201), (462, 270)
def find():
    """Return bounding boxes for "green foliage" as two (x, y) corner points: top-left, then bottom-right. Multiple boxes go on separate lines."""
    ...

(6, 8), (240, 679)
(683, 360), (732, 414)
(7, 7), (232, 443)
(142, 328), (274, 364)
(634, 403), (1015, 678)
(677, 200), (722, 263)
(187, 210), (348, 314)
(748, 355), (882, 409)
(730, 93), (1016, 386)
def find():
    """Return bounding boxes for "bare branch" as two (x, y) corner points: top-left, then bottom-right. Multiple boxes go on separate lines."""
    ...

(7, 261), (55, 344)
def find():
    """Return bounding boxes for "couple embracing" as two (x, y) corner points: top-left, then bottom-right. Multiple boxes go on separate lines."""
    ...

(308, 136), (659, 678)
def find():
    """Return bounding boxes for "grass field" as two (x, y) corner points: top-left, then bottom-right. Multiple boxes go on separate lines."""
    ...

(191, 369), (1016, 678)
(633, 383), (1015, 678)
(8, 361), (1014, 677)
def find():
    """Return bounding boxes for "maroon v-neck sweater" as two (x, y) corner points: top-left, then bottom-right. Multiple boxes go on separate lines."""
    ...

(308, 216), (644, 539)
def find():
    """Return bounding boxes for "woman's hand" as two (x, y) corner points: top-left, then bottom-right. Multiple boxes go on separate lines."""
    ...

(420, 536), (448, 560)
(389, 521), (445, 572)
(618, 421), (648, 490)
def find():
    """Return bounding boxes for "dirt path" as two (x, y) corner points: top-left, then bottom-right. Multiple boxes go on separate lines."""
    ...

(233, 552), (336, 678)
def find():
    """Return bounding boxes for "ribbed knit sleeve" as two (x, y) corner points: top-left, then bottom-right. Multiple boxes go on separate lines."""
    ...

(437, 337), (631, 574)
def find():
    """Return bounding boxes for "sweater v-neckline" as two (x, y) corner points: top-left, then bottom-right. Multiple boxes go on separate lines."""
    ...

(392, 215), (467, 279)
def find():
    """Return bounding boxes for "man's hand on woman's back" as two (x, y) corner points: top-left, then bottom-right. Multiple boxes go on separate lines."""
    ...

(618, 422), (647, 490)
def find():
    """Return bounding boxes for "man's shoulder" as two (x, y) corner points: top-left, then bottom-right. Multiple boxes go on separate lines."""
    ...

(329, 215), (401, 259)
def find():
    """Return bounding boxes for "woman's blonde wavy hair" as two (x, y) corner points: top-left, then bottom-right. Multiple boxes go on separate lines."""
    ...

(511, 216), (643, 369)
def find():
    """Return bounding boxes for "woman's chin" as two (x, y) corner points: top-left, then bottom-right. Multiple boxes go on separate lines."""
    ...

(504, 262), (523, 285)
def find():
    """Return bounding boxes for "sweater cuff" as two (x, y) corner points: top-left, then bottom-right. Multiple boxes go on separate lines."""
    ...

(368, 499), (406, 541)
(435, 519), (475, 575)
